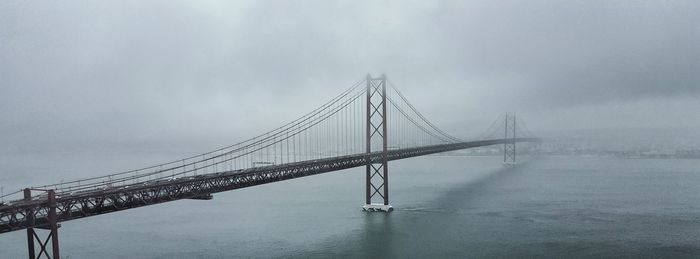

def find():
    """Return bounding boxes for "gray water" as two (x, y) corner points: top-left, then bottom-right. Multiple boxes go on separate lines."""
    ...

(1, 154), (700, 258)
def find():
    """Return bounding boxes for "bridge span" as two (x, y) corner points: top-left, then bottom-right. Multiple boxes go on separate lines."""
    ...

(0, 74), (539, 259)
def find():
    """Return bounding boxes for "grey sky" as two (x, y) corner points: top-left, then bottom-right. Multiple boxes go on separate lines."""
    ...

(1, 0), (699, 152)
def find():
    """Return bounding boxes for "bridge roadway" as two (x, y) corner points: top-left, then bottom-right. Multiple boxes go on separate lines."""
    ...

(0, 137), (538, 234)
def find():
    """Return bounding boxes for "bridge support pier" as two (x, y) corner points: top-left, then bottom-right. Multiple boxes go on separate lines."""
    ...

(363, 74), (393, 212)
(503, 113), (516, 166)
(24, 188), (60, 259)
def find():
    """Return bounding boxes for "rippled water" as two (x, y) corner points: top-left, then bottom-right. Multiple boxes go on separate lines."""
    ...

(1, 154), (700, 258)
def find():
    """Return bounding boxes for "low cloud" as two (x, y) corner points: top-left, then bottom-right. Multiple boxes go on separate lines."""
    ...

(1, 0), (699, 150)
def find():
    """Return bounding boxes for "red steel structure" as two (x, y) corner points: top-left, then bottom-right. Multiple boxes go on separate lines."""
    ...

(0, 74), (539, 258)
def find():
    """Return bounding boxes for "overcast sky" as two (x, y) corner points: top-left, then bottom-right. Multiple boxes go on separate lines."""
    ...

(1, 0), (699, 152)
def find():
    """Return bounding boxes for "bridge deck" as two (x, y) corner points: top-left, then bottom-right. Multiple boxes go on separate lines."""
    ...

(0, 138), (538, 234)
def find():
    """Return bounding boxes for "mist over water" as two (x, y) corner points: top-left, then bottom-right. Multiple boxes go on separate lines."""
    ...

(2, 1), (700, 258)
(2, 151), (699, 258)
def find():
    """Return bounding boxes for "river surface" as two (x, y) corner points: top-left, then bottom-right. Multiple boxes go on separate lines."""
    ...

(1, 154), (700, 258)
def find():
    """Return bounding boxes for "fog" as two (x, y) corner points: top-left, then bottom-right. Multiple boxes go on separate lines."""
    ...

(1, 0), (699, 153)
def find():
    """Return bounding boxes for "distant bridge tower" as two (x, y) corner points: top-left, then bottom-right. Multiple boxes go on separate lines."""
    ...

(503, 113), (516, 165)
(363, 74), (393, 212)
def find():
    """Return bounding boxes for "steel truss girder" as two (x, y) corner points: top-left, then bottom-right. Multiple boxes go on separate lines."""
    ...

(0, 138), (539, 235)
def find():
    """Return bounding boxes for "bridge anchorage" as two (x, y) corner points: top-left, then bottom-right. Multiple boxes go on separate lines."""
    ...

(0, 73), (540, 257)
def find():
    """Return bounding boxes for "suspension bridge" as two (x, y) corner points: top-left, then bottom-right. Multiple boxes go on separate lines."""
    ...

(0, 74), (539, 259)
